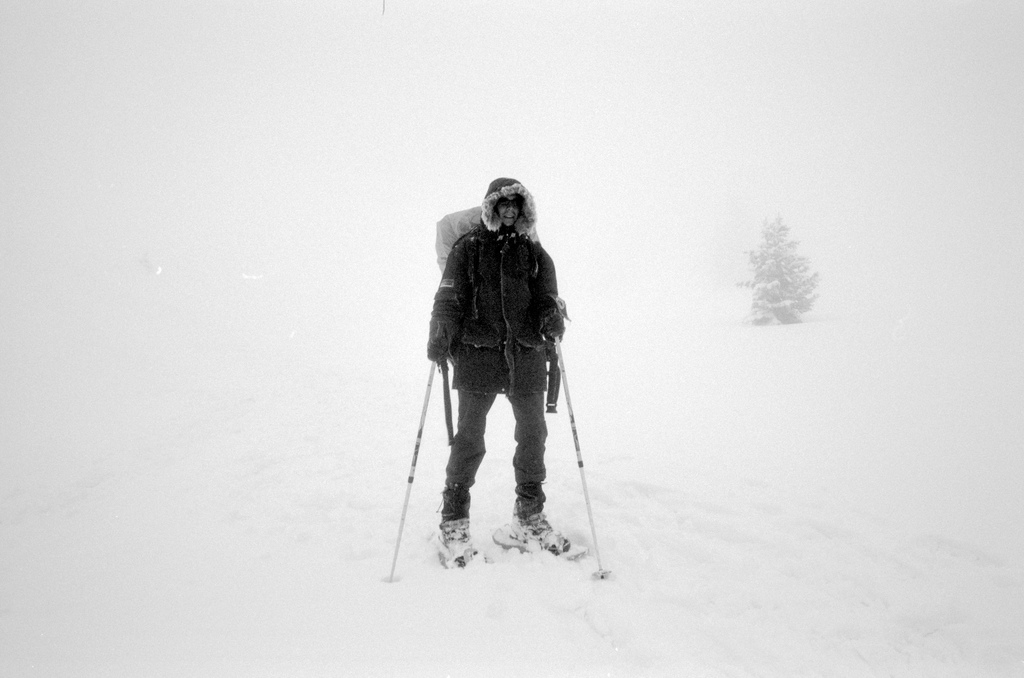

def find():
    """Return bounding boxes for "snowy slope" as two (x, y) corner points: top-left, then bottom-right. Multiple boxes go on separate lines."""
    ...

(2, 280), (1022, 676)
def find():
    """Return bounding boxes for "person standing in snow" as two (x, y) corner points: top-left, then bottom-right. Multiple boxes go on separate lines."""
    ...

(427, 178), (568, 567)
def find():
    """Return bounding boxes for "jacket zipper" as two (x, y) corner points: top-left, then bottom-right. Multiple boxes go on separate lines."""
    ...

(499, 236), (517, 394)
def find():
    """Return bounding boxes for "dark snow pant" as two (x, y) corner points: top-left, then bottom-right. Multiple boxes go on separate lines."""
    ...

(441, 391), (547, 522)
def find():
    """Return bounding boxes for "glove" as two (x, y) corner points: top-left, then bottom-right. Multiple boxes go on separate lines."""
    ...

(427, 318), (456, 362)
(540, 306), (565, 341)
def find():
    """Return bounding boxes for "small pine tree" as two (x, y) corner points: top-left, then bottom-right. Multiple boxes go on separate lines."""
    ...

(739, 216), (820, 325)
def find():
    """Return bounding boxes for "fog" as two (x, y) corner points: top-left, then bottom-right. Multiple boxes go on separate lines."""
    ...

(3, 0), (1023, 564)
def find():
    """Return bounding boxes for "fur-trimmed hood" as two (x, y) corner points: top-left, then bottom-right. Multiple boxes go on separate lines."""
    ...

(480, 177), (538, 237)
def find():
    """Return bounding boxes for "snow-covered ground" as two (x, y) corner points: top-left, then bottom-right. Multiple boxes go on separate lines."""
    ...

(2, 261), (1022, 676)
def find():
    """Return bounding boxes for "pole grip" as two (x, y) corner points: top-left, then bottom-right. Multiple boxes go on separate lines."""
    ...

(440, 361), (454, 445)
(545, 344), (560, 413)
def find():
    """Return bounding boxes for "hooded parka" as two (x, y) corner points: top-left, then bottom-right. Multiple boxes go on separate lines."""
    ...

(432, 179), (560, 395)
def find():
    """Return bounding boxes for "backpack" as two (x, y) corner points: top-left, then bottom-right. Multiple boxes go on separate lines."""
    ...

(435, 207), (542, 273)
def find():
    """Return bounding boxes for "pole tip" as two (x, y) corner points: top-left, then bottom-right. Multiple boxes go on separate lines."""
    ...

(592, 569), (613, 581)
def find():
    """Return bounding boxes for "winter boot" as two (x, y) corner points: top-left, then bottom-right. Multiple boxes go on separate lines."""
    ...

(437, 517), (476, 568)
(437, 483), (475, 568)
(508, 511), (571, 556)
(506, 483), (567, 554)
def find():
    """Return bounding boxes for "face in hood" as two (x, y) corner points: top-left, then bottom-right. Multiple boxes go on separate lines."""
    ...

(480, 177), (538, 237)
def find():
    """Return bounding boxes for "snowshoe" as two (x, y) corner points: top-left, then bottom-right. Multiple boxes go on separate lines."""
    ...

(492, 513), (588, 560)
(437, 518), (477, 569)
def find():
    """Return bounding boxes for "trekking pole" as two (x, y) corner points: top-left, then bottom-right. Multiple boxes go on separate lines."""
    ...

(386, 362), (436, 583)
(554, 338), (612, 580)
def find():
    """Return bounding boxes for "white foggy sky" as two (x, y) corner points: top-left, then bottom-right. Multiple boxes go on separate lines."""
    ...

(3, 0), (1021, 303)
(2, 0), (1023, 542)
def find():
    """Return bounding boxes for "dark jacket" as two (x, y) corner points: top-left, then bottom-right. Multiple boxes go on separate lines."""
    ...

(432, 181), (560, 395)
